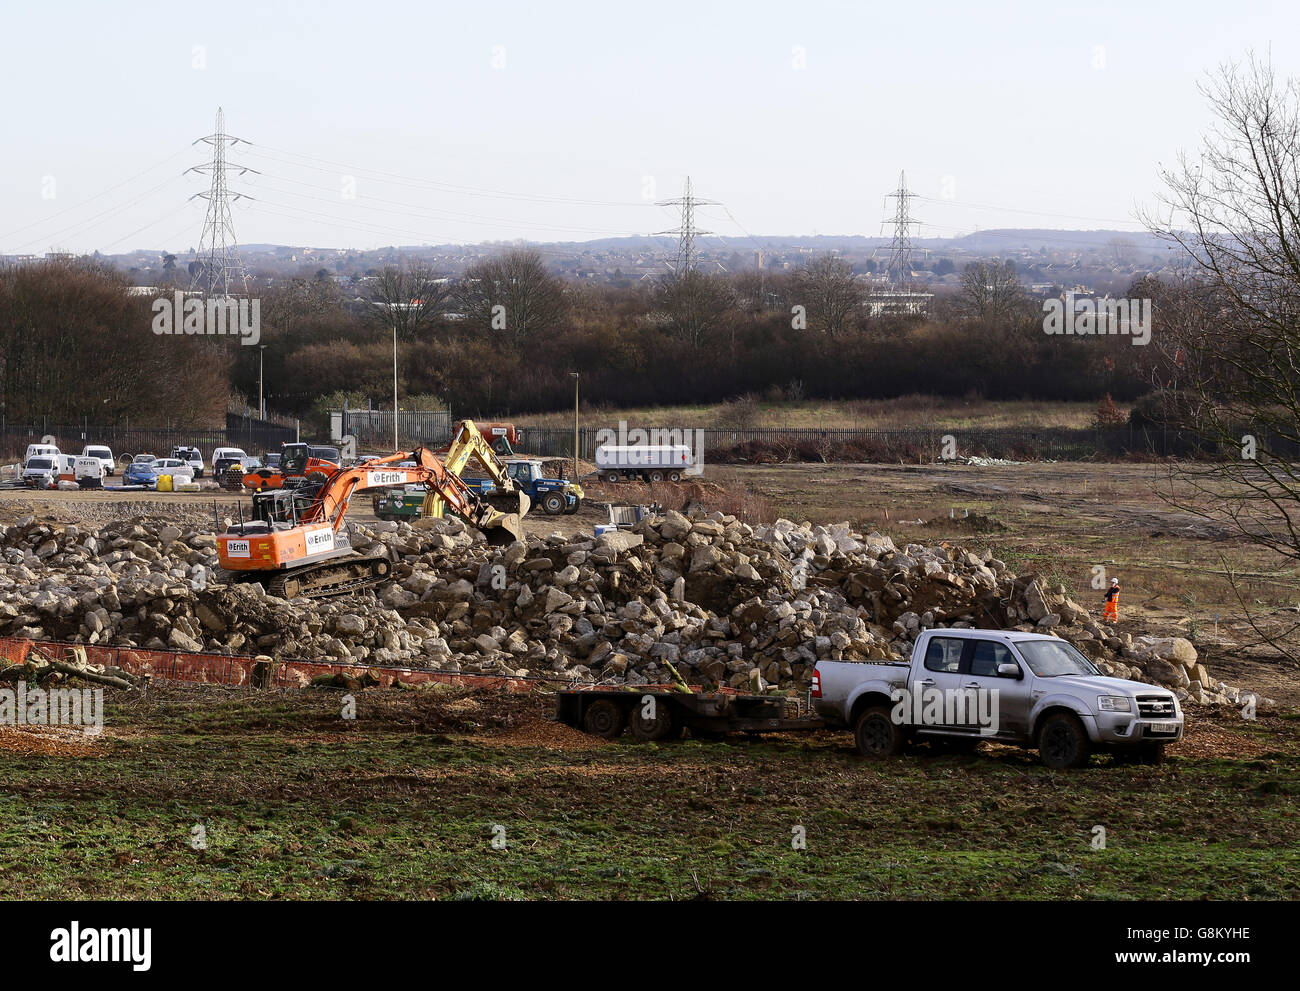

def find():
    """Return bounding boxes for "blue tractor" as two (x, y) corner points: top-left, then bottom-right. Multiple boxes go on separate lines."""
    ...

(470, 458), (583, 516)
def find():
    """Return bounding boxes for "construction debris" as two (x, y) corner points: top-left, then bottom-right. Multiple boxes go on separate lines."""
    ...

(0, 511), (1273, 708)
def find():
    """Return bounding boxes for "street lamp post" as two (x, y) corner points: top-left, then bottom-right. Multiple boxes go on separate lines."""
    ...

(258, 345), (266, 421)
(393, 325), (399, 452)
(571, 372), (580, 482)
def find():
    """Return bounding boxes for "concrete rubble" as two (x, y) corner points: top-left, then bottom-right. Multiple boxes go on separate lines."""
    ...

(0, 511), (1275, 709)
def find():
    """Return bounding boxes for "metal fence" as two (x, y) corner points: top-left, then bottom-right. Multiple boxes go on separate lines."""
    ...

(514, 424), (1296, 463)
(330, 409), (454, 452)
(0, 414), (297, 462)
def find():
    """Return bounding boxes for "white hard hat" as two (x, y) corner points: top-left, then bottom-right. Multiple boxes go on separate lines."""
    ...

(1111, 578), (1119, 585)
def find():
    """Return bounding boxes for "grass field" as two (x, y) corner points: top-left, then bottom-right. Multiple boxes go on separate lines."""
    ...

(1, 685), (1297, 900)
(518, 396), (1107, 431)
(2, 458), (1298, 901)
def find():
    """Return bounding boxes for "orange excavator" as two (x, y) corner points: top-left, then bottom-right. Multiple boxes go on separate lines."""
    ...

(216, 446), (529, 599)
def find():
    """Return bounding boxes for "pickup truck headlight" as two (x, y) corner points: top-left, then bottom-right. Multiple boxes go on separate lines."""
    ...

(1097, 695), (1133, 712)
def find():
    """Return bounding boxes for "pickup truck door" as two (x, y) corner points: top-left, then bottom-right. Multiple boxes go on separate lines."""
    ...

(906, 635), (967, 731)
(955, 639), (1033, 738)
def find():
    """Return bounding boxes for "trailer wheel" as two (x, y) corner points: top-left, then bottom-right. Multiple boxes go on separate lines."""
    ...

(648, 470), (665, 483)
(582, 700), (627, 739)
(667, 470), (682, 482)
(854, 705), (904, 758)
(1037, 712), (1091, 769)
(542, 492), (566, 515)
(628, 698), (680, 742)
(602, 471), (621, 484)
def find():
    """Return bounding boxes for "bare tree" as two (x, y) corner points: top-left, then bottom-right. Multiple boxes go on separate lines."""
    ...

(454, 249), (567, 346)
(369, 259), (452, 342)
(959, 259), (1025, 322)
(1144, 54), (1300, 658)
(795, 253), (861, 336)
(653, 270), (735, 349)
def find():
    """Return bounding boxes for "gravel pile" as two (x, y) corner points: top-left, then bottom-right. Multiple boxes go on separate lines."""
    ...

(0, 510), (1273, 708)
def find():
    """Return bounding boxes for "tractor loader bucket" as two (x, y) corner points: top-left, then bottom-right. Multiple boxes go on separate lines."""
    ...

(480, 490), (530, 546)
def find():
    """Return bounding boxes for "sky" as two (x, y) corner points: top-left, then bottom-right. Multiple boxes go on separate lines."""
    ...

(0, 0), (1294, 255)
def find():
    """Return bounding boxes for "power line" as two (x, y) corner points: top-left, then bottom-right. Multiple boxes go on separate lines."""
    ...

(0, 147), (191, 245)
(245, 143), (654, 208)
(913, 193), (1141, 228)
(244, 172), (646, 237)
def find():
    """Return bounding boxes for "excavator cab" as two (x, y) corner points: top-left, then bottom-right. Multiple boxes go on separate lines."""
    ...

(280, 443), (310, 477)
(252, 485), (320, 526)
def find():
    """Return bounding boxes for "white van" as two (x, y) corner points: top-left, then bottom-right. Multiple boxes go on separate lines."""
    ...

(211, 447), (248, 477)
(82, 445), (116, 477)
(75, 456), (106, 488)
(24, 443), (60, 468)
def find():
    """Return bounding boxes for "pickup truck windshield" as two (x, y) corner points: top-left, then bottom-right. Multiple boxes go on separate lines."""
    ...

(1016, 640), (1100, 677)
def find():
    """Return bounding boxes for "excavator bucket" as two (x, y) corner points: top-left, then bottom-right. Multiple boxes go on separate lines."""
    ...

(480, 490), (530, 546)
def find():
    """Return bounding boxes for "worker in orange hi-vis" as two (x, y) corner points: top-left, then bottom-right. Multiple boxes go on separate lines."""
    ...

(1103, 577), (1121, 623)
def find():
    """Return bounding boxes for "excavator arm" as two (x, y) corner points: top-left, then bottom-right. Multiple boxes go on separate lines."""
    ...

(302, 446), (527, 545)
(421, 419), (525, 521)
(216, 442), (529, 599)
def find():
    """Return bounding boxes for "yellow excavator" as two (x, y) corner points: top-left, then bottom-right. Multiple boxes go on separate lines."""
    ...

(216, 444), (529, 600)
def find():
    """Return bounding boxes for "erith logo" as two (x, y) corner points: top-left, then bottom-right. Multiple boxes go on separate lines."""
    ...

(367, 470), (406, 487)
(225, 539), (250, 557)
(50, 922), (151, 972)
(305, 529), (334, 553)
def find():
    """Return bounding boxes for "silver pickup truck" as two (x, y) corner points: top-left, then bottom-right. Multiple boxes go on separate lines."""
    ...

(813, 628), (1183, 768)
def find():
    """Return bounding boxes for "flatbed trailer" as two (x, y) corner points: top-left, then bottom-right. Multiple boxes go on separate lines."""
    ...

(556, 684), (824, 742)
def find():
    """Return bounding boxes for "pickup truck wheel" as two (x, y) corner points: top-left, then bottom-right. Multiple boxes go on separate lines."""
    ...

(629, 699), (679, 742)
(582, 700), (627, 739)
(854, 706), (904, 758)
(542, 493), (565, 515)
(1038, 713), (1091, 769)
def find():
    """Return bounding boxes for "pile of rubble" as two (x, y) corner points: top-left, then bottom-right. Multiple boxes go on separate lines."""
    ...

(0, 511), (1273, 708)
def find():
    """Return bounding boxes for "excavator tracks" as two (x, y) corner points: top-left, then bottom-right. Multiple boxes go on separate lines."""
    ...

(263, 555), (393, 601)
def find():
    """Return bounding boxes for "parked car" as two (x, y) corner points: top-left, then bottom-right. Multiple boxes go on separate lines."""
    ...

(123, 461), (160, 487)
(812, 628), (1183, 769)
(21, 456), (59, 489)
(149, 458), (195, 484)
(81, 445), (115, 477)
(131, 453), (157, 465)
(23, 443), (60, 468)
(170, 446), (206, 478)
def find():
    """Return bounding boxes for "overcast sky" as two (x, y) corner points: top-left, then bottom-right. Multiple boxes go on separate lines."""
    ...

(0, 0), (1293, 255)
